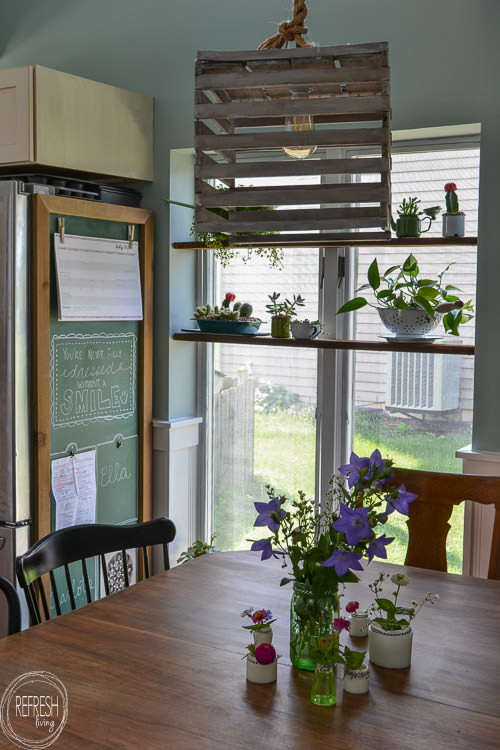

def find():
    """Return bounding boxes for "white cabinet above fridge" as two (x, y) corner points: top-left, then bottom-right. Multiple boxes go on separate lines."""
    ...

(0, 65), (154, 181)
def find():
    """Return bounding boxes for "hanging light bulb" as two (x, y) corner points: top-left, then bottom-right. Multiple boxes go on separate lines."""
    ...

(283, 88), (317, 160)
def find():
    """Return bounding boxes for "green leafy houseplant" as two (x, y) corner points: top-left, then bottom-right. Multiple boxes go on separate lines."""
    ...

(391, 197), (441, 237)
(336, 253), (474, 336)
(176, 534), (218, 565)
(163, 195), (284, 269)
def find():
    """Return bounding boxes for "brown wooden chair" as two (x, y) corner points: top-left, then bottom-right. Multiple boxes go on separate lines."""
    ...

(393, 467), (500, 579)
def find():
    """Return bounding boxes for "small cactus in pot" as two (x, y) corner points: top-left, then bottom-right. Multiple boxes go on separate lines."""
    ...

(194, 293), (261, 334)
(442, 182), (465, 237)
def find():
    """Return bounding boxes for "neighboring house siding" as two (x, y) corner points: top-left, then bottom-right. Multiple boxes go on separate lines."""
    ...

(216, 147), (479, 421)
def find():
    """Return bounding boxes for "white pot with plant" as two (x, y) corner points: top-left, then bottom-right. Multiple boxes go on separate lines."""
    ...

(290, 319), (323, 340)
(241, 607), (277, 646)
(368, 572), (439, 669)
(336, 253), (474, 338)
(265, 292), (305, 338)
(442, 182), (465, 237)
(245, 643), (278, 684)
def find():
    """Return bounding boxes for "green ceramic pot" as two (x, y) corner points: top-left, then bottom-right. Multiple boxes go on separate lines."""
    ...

(393, 214), (431, 238)
(271, 315), (291, 338)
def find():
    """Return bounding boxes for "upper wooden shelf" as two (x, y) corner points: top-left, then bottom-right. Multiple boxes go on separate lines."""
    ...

(172, 237), (478, 250)
(173, 331), (474, 356)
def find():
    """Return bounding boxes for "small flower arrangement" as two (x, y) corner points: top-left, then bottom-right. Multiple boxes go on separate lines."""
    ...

(309, 617), (366, 670)
(444, 182), (461, 214)
(369, 571), (439, 631)
(250, 449), (417, 589)
(245, 642), (277, 664)
(240, 608), (277, 632)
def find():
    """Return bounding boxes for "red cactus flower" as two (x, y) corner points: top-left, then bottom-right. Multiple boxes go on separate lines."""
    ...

(444, 183), (457, 192)
(254, 643), (276, 665)
(225, 292), (236, 302)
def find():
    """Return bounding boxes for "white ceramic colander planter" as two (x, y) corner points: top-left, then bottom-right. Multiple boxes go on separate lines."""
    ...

(378, 308), (441, 337)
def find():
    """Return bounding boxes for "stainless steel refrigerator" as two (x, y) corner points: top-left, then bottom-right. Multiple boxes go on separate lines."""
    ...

(0, 177), (142, 635)
(0, 180), (42, 635)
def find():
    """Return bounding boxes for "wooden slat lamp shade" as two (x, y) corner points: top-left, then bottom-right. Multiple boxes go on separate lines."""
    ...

(194, 42), (391, 246)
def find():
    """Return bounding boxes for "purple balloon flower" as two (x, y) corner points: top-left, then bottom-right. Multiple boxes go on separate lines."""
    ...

(251, 538), (275, 561)
(338, 452), (371, 488)
(321, 550), (364, 578)
(369, 449), (386, 471)
(253, 497), (287, 532)
(367, 533), (395, 562)
(386, 485), (418, 516)
(333, 504), (374, 546)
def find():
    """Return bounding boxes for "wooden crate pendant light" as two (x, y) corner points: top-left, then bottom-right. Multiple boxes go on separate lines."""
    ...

(194, 1), (391, 247)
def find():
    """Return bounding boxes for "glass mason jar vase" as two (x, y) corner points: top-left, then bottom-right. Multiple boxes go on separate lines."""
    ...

(290, 582), (339, 671)
(311, 664), (336, 706)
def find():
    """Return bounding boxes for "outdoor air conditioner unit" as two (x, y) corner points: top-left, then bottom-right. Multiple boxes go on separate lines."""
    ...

(386, 352), (461, 413)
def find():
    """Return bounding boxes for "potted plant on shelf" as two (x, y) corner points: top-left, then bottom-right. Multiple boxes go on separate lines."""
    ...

(290, 318), (323, 340)
(336, 253), (474, 338)
(194, 292), (262, 335)
(250, 449), (418, 671)
(368, 571), (439, 669)
(265, 292), (305, 338)
(442, 182), (465, 237)
(390, 197), (441, 238)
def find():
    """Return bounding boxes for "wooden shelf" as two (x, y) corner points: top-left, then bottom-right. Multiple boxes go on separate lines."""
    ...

(172, 236), (478, 250)
(173, 331), (474, 356)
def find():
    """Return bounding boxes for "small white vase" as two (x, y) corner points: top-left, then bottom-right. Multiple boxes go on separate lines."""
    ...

(442, 212), (465, 237)
(368, 622), (413, 668)
(343, 663), (370, 694)
(246, 655), (277, 684)
(253, 627), (273, 646)
(349, 610), (369, 637)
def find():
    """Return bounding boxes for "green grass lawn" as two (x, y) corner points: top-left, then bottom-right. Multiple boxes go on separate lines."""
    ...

(214, 408), (470, 574)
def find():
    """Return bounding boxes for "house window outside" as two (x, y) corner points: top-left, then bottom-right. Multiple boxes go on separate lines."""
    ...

(206, 143), (479, 574)
(350, 146), (479, 572)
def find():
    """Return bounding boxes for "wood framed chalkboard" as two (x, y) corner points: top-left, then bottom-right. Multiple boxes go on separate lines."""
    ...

(33, 195), (153, 543)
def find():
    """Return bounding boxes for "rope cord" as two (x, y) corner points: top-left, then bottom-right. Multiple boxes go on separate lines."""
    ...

(258, 0), (313, 49)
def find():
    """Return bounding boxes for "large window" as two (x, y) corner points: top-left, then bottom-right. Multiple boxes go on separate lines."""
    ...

(203, 139), (479, 573)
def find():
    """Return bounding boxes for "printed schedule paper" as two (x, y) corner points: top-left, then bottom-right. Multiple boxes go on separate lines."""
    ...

(54, 233), (143, 321)
(52, 450), (97, 530)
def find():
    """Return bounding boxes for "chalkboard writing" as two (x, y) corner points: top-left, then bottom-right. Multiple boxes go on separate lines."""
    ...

(51, 333), (137, 428)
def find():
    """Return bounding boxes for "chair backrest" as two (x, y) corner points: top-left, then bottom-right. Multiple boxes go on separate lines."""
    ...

(0, 575), (21, 635)
(16, 517), (176, 624)
(393, 467), (500, 579)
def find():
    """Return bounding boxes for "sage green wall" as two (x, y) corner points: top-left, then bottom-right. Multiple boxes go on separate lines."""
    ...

(0, 0), (499, 448)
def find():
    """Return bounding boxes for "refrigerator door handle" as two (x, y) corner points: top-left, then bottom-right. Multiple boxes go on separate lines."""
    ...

(0, 537), (5, 550)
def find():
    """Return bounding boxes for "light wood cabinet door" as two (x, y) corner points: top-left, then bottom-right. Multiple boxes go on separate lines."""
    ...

(0, 66), (33, 164)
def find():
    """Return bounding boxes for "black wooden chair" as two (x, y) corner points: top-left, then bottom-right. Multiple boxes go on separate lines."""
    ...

(16, 517), (176, 624)
(0, 575), (21, 635)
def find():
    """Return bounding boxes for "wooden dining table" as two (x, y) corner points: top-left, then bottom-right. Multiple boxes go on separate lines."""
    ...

(0, 551), (498, 749)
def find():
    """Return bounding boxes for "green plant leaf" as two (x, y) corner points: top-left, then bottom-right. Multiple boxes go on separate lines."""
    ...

(376, 289), (395, 300)
(376, 598), (397, 614)
(280, 577), (294, 587)
(402, 254), (419, 274)
(394, 297), (411, 310)
(367, 258), (380, 290)
(337, 298), (368, 314)
(383, 264), (400, 277)
(413, 294), (435, 317)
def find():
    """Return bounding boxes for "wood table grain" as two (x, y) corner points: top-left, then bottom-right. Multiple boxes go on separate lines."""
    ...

(0, 552), (498, 749)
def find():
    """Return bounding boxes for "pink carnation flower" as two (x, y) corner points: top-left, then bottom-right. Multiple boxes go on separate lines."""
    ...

(345, 601), (359, 614)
